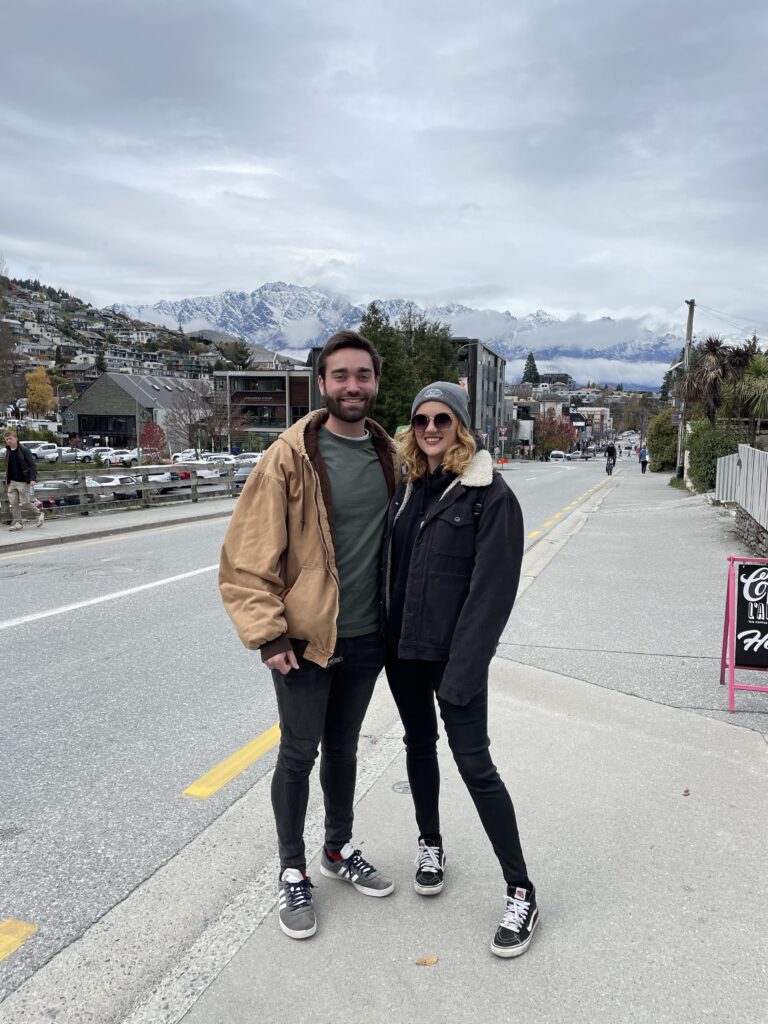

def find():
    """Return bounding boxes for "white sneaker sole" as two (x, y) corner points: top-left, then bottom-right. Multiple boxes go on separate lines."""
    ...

(414, 877), (444, 896)
(279, 917), (317, 939)
(320, 862), (394, 897)
(490, 913), (539, 958)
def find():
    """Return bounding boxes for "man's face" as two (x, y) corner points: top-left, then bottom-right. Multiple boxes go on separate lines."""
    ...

(318, 348), (378, 423)
(4, 435), (17, 448)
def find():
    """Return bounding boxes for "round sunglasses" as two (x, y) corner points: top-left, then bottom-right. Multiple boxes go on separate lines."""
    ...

(410, 412), (455, 432)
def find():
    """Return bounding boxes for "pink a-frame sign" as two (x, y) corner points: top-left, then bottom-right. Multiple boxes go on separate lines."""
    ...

(720, 555), (768, 711)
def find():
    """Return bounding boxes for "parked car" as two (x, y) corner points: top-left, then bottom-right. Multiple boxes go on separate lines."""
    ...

(171, 448), (207, 463)
(83, 446), (116, 463)
(203, 453), (239, 465)
(233, 465), (255, 493)
(235, 452), (263, 464)
(549, 450), (566, 462)
(56, 446), (85, 463)
(104, 449), (138, 467)
(24, 442), (60, 462)
(88, 474), (141, 500)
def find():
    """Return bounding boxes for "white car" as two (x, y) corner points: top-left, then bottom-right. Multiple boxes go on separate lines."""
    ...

(203, 453), (239, 465)
(171, 448), (207, 463)
(84, 446), (116, 462)
(24, 441), (60, 462)
(549, 450), (566, 462)
(236, 451), (263, 464)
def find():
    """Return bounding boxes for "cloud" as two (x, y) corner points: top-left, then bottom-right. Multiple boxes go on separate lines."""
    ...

(1, 0), (767, 331)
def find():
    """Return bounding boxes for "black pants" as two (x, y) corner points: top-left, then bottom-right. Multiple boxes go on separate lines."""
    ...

(271, 632), (384, 871)
(641, 461), (648, 474)
(385, 655), (530, 888)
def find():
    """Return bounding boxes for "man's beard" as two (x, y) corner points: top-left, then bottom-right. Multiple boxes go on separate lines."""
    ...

(323, 393), (376, 423)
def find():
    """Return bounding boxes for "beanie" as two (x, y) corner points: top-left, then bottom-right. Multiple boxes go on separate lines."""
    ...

(411, 381), (470, 428)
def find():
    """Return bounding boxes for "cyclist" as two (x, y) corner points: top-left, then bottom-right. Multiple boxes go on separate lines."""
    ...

(605, 441), (617, 475)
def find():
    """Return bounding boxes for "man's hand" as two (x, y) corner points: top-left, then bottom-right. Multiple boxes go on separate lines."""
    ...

(264, 650), (300, 675)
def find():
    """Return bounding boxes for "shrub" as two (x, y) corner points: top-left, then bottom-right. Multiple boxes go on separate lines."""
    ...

(647, 409), (678, 471)
(687, 420), (746, 492)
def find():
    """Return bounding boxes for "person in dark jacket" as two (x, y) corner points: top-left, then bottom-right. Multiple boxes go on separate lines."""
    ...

(4, 431), (44, 531)
(383, 382), (538, 959)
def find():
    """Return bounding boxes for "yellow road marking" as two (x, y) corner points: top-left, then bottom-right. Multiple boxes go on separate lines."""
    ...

(543, 519), (554, 527)
(527, 530), (541, 538)
(553, 512), (563, 518)
(0, 920), (37, 961)
(183, 724), (281, 800)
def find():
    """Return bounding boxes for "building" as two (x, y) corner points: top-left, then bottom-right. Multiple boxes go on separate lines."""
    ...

(538, 372), (575, 390)
(214, 358), (313, 449)
(450, 337), (506, 446)
(64, 372), (211, 449)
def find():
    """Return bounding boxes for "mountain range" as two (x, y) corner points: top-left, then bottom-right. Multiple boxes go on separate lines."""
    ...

(110, 282), (683, 388)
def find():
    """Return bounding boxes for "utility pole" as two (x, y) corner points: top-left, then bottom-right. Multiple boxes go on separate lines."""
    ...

(676, 299), (695, 479)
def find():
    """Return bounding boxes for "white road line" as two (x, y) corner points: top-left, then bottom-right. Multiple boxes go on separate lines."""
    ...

(0, 565), (218, 630)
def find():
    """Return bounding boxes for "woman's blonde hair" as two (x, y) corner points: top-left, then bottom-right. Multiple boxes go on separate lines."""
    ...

(399, 421), (477, 482)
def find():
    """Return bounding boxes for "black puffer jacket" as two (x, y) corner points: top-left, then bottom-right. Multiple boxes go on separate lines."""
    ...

(383, 449), (524, 705)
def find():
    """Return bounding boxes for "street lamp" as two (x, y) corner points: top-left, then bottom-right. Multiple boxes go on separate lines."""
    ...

(55, 384), (70, 441)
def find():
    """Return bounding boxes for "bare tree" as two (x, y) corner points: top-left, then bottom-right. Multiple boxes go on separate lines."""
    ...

(163, 384), (211, 453)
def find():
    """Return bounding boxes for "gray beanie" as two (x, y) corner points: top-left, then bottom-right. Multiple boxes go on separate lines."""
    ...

(411, 381), (470, 428)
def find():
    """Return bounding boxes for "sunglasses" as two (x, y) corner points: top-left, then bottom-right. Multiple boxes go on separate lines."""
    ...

(411, 413), (455, 432)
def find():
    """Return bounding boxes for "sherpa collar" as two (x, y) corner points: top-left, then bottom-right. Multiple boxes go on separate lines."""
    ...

(440, 448), (493, 499)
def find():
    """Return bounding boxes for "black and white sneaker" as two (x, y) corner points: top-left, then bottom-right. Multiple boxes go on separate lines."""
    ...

(320, 842), (394, 897)
(278, 868), (316, 939)
(414, 838), (445, 896)
(491, 884), (539, 958)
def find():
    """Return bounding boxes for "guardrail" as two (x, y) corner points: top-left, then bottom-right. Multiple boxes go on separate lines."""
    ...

(0, 461), (249, 522)
(715, 445), (768, 531)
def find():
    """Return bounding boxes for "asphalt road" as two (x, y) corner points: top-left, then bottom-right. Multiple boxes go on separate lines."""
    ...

(0, 459), (615, 1000)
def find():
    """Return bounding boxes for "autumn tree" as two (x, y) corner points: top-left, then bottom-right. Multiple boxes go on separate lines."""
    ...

(140, 422), (168, 462)
(25, 367), (55, 415)
(533, 409), (575, 458)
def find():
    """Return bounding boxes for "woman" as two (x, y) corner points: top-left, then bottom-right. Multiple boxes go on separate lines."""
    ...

(639, 444), (649, 474)
(383, 382), (538, 959)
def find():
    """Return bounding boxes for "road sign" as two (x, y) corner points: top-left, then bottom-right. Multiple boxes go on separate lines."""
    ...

(499, 427), (508, 439)
(64, 411), (75, 422)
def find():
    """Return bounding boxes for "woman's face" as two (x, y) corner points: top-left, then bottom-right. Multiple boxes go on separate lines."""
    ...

(411, 401), (459, 468)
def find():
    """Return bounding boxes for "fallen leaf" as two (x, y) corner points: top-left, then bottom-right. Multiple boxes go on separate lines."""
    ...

(415, 955), (439, 967)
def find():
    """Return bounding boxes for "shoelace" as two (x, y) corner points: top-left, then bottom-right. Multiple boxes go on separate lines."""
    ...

(342, 848), (376, 877)
(284, 877), (313, 911)
(415, 840), (442, 875)
(500, 893), (530, 933)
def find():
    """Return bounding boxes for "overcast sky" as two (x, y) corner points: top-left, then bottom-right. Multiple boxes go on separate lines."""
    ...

(2, 0), (767, 340)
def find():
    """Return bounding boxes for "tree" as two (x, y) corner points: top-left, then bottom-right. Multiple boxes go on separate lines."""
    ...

(0, 321), (15, 410)
(25, 367), (55, 415)
(95, 352), (107, 372)
(522, 352), (540, 385)
(140, 422), (168, 462)
(647, 409), (677, 471)
(741, 353), (768, 443)
(679, 336), (732, 426)
(533, 409), (575, 458)
(687, 420), (746, 492)
(396, 304), (458, 385)
(221, 339), (253, 369)
(359, 302), (419, 435)
(164, 384), (212, 453)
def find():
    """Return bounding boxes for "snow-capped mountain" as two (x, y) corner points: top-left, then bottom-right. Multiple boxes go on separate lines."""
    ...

(110, 282), (683, 387)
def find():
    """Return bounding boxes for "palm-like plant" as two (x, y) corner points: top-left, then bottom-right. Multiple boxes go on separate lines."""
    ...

(679, 336), (731, 425)
(742, 354), (768, 441)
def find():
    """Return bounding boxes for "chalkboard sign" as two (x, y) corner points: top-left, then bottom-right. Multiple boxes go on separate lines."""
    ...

(720, 556), (768, 711)
(735, 563), (768, 668)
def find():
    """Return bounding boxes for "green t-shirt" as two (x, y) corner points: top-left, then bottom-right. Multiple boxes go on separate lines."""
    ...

(317, 426), (389, 637)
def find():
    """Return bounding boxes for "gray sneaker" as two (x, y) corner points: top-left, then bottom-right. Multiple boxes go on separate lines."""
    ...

(320, 842), (394, 897)
(9, 522), (22, 531)
(36, 510), (44, 527)
(278, 868), (316, 939)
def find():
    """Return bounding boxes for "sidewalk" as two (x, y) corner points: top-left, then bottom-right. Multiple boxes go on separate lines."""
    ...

(2, 469), (766, 1024)
(174, 469), (766, 1024)
(0, 496), (235, 553)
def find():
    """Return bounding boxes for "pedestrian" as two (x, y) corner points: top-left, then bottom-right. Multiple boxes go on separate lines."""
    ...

(639, 444), (649, 474)
(382, 381), (538, 959)
(219, 331), (399, 941)
(4, 432), (44, 531)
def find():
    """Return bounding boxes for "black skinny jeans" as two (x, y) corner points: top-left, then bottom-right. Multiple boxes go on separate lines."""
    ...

(385, 655), (530, 888)
(271, 632), (384, 871)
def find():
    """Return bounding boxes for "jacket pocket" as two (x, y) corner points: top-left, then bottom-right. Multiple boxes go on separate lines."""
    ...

(429, 512), (476, 570)
(283, 567), (335, 640)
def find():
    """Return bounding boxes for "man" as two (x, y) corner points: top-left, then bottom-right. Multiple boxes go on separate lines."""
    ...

(605, 440), (617, 475)
(4, 432), (44, 531)
(219, 331), (399, 940)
